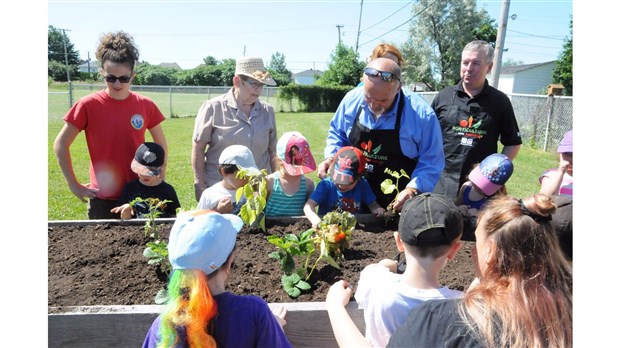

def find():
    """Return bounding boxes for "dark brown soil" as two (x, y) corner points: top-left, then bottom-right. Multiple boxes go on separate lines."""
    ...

(48, 218), (476, 309)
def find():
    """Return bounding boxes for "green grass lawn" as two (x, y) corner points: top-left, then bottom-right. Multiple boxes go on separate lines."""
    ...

(48, 88), (558, 220)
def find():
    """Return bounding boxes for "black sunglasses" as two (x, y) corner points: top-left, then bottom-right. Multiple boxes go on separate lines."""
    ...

(104, 74), (132, 83)
(363, 67), (400, 82)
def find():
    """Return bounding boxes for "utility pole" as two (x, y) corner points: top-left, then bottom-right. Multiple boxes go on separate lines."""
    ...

(490, 0), (510, 88)
(60, 28), (73, 107)
(87, 51), (91, 73)
(243, 45), (246, 57)
(336, 25), (344, 45)
(355, 0), (364, 54)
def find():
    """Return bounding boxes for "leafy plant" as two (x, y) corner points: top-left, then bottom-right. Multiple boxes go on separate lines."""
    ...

(129, 197), (172, 239)
(267, 211), (357, 298)
(268, 229), (316, 297)
(314, 210), (357, 262)
(235, 168), (269, 231)
(380, 168), (410, 216)
(130, 197), (173, 278)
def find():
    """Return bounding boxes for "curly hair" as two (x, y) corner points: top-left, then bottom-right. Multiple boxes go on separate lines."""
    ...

(95, 31), (139, 71)
(369, 43), (405, 68)
(459, 194), (572, 347)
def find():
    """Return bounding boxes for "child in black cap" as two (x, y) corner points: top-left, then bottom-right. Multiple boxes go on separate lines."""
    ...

(326, 193), (464, 347)
(111, 142), (180, 219)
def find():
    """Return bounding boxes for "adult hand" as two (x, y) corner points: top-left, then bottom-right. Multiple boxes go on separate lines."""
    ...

(326, 280), (353, 308)
(69, 183), (99, 203)
(272, 305), (288, 328)
(391, 187), (418, 212)
(317, 159), (332, 180)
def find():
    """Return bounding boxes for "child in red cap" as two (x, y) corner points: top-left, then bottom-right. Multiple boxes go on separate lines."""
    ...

(304, 146), (384, 228)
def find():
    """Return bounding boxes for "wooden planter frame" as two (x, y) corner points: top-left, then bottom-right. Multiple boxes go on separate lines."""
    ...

(48, 216), (376, 347)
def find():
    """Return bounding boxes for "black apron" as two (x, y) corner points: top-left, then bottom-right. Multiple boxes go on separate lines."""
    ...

(349, 90), (418, 209)
(434, 102), (493, 200)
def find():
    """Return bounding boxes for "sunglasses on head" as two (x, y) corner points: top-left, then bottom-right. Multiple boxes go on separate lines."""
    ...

(363, 67), (400, 82)
(104, 73), (132, 83)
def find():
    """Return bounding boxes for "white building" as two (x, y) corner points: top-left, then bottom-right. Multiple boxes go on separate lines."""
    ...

(497, 61), (557, 95)
(293, 69), (323, 85)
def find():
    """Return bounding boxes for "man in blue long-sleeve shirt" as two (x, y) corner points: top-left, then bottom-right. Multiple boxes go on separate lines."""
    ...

(317, 58), (444, 211)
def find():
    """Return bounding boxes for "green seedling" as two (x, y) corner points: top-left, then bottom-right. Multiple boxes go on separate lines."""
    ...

(235, 167), (269, 231)
(267, 211), (357, 298)
(380, 168), (410, 220)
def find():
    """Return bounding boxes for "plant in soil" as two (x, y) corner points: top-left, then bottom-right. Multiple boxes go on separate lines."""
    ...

(236, 168), (269, 231)
(380, 168), (410, 220)
(132, 197), (174, 303)
(267, 211), (358, 298)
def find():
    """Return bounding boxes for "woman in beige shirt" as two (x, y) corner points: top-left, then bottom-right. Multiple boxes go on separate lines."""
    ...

(191, 56), (278, 201)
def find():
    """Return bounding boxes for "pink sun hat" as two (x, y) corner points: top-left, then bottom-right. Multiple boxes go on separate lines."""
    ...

(276, 131), (316, 176)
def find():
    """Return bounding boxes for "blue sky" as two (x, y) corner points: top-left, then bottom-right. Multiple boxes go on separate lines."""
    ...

(48, 0), (572, 72)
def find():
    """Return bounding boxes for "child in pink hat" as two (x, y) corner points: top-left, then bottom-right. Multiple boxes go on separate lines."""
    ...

(540, 130), (573, 197)
(456, 153), (514, 208)
(265, 132), (316, 216)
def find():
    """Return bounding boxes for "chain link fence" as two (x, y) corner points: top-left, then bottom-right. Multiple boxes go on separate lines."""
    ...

(50, 85), (572, 152)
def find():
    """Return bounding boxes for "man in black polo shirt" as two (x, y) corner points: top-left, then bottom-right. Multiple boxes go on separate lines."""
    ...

(432, 40), (522, 200)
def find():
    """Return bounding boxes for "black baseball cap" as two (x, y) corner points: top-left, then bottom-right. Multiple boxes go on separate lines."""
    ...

(131, 142), (165, 176)
(398, 193), (463, 246)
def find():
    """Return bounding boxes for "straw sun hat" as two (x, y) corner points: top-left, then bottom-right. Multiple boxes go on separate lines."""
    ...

(235, 57), (277, 86)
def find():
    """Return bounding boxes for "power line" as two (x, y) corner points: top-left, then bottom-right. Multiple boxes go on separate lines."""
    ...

(361, 0), (414, 32)
(359, 0), (440, 48)
(507, 29), (566, 41)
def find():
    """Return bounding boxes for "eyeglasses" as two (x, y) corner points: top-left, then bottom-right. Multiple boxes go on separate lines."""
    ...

(242, 78), (265, 89)
(104, 74), (132, 83)
(363, 67), (400, 82)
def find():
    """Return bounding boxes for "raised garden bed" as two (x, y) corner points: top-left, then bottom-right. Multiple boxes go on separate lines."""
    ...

(48, 216), (476, 347)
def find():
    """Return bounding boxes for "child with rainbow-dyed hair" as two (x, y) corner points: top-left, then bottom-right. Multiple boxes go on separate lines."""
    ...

(141, 210), (292, 348)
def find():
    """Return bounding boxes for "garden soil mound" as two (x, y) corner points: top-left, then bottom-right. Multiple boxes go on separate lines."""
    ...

(48, 218), (476, 308)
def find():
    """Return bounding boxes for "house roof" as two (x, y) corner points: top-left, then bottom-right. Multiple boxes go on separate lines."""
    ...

(78, 60), (100, 68)
(500, 61), (556, 75)
(158, 62), (182, 70)
(293, 69), (323, 77)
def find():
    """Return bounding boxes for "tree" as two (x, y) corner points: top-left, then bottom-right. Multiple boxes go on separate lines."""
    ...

(202, 56), (219, 66)
(316, 44), (365, 87)
(48, 25), (80, 81)
(267, 52), (293, 86)
(134, 62), (179, 85)
(552, 16), (572, 96)
(400, 0), (495, 90)
(502, 58), (524, 67)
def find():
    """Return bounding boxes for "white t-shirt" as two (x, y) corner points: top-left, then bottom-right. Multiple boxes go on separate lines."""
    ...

(354, 264), (463, 347)
(196, 182), (246, 214)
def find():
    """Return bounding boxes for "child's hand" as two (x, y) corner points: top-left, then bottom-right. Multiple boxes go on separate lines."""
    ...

(373, 206), (385, 218)
(310, 216), (321, 230)
(217, 197), (233, 214)
(110, 203), (134, 220)
(378, 258), (398, 273)
(326, 280), (352, 308)
(559, 159), (571, 173)
(271, 305), (288, 328)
